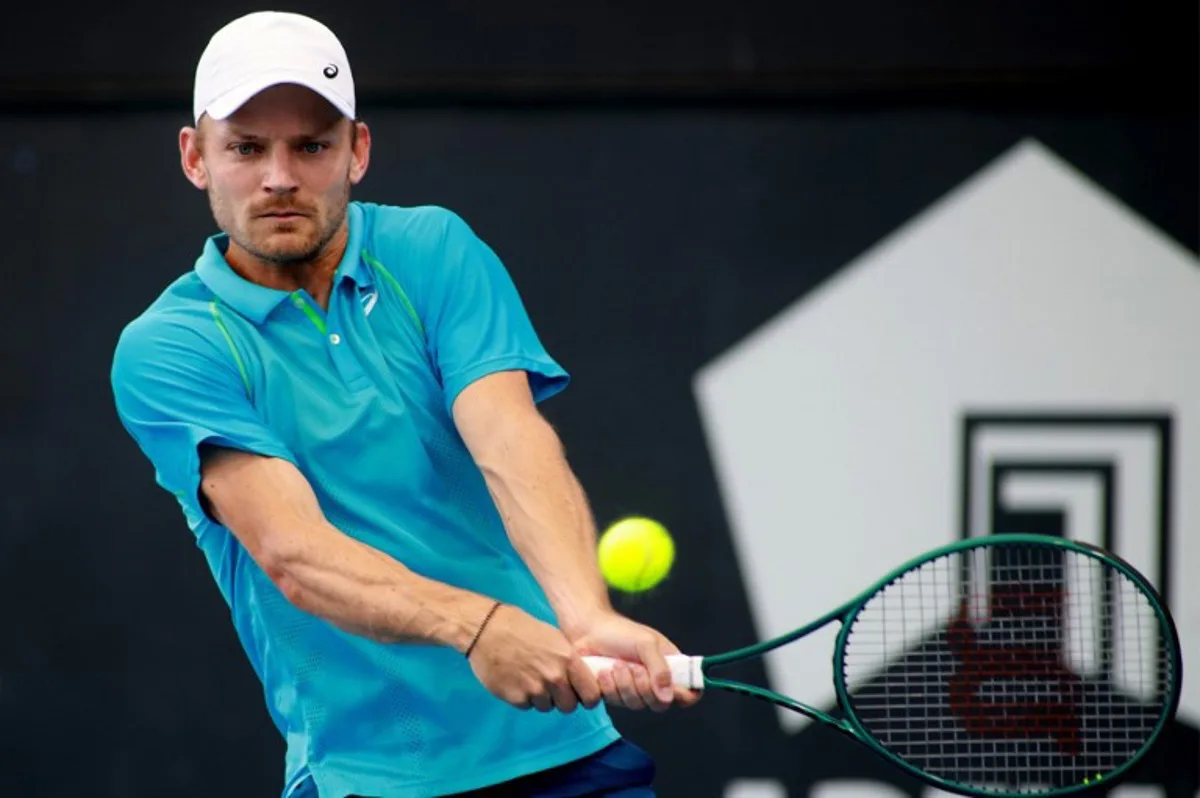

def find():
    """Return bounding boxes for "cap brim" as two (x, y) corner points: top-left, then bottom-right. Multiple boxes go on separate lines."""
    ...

(202, 70), (354, 121)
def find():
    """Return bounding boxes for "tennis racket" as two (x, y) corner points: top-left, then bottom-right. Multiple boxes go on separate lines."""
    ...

(584, 533), (1182, 797)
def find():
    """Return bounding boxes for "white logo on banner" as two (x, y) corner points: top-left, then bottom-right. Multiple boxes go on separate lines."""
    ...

(693, 139), (1200, 796)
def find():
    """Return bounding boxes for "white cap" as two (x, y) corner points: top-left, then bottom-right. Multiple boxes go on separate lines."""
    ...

(192, 11), (355, 124)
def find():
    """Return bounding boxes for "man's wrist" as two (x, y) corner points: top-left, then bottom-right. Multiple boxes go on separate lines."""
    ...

(464, 600), (504, 659)
(557, 597), (614, 640)
(422, 592), (502, 654)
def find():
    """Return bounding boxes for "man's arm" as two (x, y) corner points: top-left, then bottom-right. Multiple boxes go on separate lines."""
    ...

(452, 370), (697, 711)
(450, 371), (611, 638)
(399, 206), (692, 709)
(199, 446), (604, 714)
(199, 446), (494, 650)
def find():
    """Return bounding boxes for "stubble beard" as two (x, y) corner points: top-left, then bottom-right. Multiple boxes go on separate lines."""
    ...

(209, 177), (352, 269)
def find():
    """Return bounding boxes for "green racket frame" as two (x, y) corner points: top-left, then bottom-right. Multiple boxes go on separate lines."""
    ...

(691, 533), (1183, 797)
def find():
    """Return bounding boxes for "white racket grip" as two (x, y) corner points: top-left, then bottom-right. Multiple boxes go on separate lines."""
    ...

(581, 654), (705, 691)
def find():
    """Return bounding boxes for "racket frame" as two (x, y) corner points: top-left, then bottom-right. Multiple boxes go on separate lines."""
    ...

(694, 533), (1183, 797)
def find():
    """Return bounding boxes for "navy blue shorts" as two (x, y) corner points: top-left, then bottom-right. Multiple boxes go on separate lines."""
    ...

(309, 738), (655, 797)
(450, 739), (656, 797)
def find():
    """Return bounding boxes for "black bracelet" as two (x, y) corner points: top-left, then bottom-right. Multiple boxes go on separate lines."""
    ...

(465, 600), (503, 659)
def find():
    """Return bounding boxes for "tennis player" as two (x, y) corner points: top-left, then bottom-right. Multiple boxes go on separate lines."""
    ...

(110, 11), (697, 798)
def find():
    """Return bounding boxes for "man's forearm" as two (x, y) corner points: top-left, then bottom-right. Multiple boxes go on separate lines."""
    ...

(200, 448), (498, 652)
(473, 414), (614, 636)
(265, 520), (495, 651)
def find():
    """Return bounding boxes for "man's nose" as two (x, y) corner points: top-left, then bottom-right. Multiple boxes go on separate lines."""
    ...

(262, 147), (299, 194)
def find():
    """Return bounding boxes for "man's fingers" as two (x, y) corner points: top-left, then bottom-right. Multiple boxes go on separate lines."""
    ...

(548, 675), (579, 714)
(612, 662), (645, 709)
(631, 663), (670, 712)
(656, 638), (700, 708)
(566, 657), (603, 710)
(637, 638), (675, 705)
(530, 685), (554, 712)
(674, 685), (703, 708)
(596, 664), (621, 707)
(507, 691), (533, 711)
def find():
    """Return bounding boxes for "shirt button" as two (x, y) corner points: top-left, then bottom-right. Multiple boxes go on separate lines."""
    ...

(329, 333), (342, 345)
(292, 295), (306, 308)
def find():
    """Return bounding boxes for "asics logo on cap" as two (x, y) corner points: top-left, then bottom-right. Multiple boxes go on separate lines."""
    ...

(324, 64), (339, 79)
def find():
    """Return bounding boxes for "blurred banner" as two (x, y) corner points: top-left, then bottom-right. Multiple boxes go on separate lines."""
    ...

(0, 0), (1195, 108)
(0, 3), (1196, 796)
(695, 140), (1199, 797)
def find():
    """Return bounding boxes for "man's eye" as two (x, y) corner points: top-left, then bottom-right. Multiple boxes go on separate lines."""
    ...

(302, 142), (326, 154)
(233, 143), (257, 156)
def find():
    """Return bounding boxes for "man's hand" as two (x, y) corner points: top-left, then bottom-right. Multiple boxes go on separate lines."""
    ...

(466, 604), (603, 714)
(568, 611), (702, 712)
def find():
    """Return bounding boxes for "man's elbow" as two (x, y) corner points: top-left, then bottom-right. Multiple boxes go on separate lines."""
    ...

(261, 547), (320, 614)
(476, 411), (564, 471)
(501, 409), (563, 452)
(272, 568), (308, 608)
(252, 527), (308, 602)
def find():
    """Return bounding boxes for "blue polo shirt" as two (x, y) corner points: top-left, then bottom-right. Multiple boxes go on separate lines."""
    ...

(110, 201), (619, 797)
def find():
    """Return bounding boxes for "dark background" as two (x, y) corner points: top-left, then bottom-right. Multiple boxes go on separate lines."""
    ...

(1, 2), (1196, 796)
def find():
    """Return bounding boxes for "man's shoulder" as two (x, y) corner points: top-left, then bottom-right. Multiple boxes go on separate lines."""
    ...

(114, 272), (225, 361)
(356, 201), (474, 256)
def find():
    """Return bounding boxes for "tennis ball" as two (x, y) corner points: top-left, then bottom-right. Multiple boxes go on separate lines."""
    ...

(597, 516), (674, 593)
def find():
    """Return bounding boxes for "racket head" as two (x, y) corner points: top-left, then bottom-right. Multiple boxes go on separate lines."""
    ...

(830, 533), (1181, 797)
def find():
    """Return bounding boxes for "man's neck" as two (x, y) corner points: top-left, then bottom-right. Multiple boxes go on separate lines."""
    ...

(225, 221), (349, 310)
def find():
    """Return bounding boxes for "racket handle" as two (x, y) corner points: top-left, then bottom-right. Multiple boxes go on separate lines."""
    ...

(581, 654), (705, 691)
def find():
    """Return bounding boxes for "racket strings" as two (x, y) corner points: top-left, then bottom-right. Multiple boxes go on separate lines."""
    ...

(839, 544), (1173, 793)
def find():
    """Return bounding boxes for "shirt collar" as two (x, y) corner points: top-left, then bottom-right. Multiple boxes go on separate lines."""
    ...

(334, 202), (372, 290)
(195, 202), (370, 324)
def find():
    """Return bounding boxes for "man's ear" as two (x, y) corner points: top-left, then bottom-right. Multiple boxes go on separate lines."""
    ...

(180, 124), (209, 190)
(349, 119), (371, 185)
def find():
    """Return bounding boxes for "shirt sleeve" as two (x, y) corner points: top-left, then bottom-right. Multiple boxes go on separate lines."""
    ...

(110, 315), (296, 530)
(421, 209), (570, 413)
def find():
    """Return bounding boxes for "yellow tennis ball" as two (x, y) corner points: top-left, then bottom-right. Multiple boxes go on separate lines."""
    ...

(597, 516), (674, 593)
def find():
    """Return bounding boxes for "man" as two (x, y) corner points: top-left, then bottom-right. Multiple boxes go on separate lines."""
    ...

(110, 11), (697, 798)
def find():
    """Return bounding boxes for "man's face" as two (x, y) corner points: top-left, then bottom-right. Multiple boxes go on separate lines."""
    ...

(181, 84), (369, 267)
